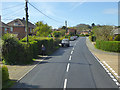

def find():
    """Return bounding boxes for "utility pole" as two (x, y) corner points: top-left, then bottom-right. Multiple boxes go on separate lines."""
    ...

(65, 20), (67, 33)
(25, 0), (29, 44)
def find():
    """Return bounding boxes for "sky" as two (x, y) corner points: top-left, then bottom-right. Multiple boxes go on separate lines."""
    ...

(1, 1), (118, 29)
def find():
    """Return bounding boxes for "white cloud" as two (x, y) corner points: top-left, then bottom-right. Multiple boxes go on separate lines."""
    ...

(103, 8), (118, 14)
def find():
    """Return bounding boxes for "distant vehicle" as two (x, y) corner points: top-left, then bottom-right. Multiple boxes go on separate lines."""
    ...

(70, 36), (74, 41)
(61, 39), (70, 47)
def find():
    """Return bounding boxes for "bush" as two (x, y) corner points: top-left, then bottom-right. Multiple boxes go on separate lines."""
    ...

(2, 65), (9, 84)
(96, 40), (120, 52)
(2, 33), (33, 65)
(89, 35), (96, 42)
(2, 34), (60, 65)
(114, 34), (120, 41)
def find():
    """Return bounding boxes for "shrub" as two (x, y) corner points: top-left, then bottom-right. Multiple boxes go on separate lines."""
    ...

(2, 33), (33, 65)
(2, 65), (9, 83)
(114, 34), (120, 41)
(96, 40), (120, 52)
(89, 35), (96, 42)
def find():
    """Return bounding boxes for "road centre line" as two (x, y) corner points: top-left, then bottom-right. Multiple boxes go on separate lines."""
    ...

(63, 79), (67, 90)
(71, 51), (73, 54)
(66, 63), (70, 72)
(69, 56), (72, 61)
(72, 48), (74, 51)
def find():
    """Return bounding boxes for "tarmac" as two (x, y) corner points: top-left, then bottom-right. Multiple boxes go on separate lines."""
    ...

(1, 37), (119, 82)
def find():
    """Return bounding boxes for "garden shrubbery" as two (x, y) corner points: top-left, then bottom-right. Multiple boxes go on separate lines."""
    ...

(2, 34), (60, 65)
(96, 40), (120, 52)
(89, 35), (96, 42)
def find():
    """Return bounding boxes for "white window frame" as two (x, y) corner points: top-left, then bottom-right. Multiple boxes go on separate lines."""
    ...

(5, 28), (7, 33)
(11, 27), (13, 32)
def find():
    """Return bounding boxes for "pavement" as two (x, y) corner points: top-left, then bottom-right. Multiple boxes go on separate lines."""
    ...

(10, 37), (118, 88)
(86, 37), (119, 81)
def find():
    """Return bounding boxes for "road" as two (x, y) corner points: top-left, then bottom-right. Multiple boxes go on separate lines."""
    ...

(12, 37), (118, 88)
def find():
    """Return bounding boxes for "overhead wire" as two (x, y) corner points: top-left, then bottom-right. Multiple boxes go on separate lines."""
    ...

(28, 2), (63, 23)
(2, 3), (24, 10)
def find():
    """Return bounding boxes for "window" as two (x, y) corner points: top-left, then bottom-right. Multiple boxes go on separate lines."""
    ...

(11, 27), (13, 32)
(30, 28), (32, 33)
(5, 28), (7, 33)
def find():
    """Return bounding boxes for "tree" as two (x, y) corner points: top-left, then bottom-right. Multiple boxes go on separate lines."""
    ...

(92, 23), (95, 27)
(93, 25), (113, 41)
(34, 21), (52, 37)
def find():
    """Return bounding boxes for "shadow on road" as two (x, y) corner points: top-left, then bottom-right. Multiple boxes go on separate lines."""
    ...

(39, 61), (92, 66)
(11, 79), (40, 88)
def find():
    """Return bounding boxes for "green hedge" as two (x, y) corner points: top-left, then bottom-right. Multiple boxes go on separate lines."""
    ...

(2, 34), (60, 65)
(2, 65), (9, 83)
(96, 40), (120, 52)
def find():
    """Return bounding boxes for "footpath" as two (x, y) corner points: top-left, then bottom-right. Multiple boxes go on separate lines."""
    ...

(1, 56), (47, 81)
(86, 37), (120, 82)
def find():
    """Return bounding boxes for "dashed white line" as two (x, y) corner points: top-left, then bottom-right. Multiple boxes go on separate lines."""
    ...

(71, 51), (73, 54)
(66, 63), (70, 72)
(72, 48), (74, 51)
(63, 79), (67, 90)
(69, 56), (72, 61)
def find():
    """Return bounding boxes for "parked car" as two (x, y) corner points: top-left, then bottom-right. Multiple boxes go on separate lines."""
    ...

(61, 39), (70, 47)
(70, 36), (74, 41)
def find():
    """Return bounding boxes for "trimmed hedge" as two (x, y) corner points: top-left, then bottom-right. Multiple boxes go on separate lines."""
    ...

(2, 65), (9, 85)
(2, 34), (60, 65)
(96, 40), (120, 52)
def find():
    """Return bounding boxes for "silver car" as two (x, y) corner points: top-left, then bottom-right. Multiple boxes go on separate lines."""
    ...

(61, 39), (70, 47)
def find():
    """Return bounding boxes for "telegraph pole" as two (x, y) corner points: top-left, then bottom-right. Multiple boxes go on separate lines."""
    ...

(25, 0), (29, 44)
(65, 20), (67, 33)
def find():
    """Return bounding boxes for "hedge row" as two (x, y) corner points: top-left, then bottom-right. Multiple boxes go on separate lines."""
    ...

(2, 65), (9, 88)
(2, 34), (60, 65)
(96, 40), (120, 52)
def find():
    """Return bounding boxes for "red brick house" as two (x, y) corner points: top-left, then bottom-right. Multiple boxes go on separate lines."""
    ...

(0, 22), (11, 36)
(7, 18), (35, 39)
(66, 28), (77, 35)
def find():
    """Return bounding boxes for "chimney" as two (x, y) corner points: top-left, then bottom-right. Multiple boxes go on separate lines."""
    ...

(23, 17), (25, 20)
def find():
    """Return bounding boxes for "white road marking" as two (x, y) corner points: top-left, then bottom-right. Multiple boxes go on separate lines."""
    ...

(63, 79), (67, 90)
(72, 48), (74, 51)
(66, 63), (70, 72)
(90, 52), (120, 87)
(17, 56), (48, 82)
(71, 51), (73, 54)
(69, 56), (72, 61)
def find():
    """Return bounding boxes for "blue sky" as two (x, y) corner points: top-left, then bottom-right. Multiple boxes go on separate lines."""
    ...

(1, 2), (118, 28)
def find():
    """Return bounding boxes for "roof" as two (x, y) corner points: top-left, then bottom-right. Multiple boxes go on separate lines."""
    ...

(7, 18), (35, 28)
(0, 22), (9, 27)
(113, 28), (120, 35)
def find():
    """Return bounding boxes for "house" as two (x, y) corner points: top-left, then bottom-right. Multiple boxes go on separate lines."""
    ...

(80, 30), (90, 35)
(0, 21), (10, 36)
(113, 28), (120, 36)
(67, 28), (77, 35)
(7, 18), (35, 39)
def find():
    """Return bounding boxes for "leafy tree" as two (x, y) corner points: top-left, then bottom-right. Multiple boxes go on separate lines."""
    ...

(92, 23), (95, 27)
(52, 31), (61, 37)
(93, 25), (113, 41)
(34, 21), (52, 37)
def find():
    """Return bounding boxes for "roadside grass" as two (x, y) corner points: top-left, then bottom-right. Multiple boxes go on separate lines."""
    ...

(2, 79), (16, 89)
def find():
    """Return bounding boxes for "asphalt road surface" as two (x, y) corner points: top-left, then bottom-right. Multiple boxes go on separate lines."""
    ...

(12, 37), (118, 89)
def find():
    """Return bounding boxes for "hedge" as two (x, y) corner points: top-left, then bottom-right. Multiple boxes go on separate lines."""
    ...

(2, 65), (9, 87)
(2, 34), (60, 65)
(96, 40), (120, 52)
